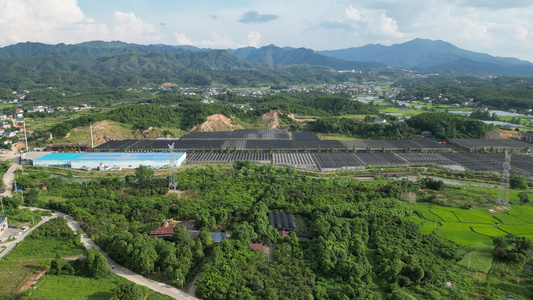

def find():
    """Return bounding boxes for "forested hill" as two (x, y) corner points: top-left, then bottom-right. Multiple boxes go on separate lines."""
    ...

(227, 44), (380, 70)
(2, 39), (533, 90)
(320, 38), (533, 75)
(0, 46), (372, 89)
(48, 94), (380, 138)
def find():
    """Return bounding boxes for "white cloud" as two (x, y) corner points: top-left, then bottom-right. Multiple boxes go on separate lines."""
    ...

(0, 0), (104, 45)
(316, 5), (403, 42)
(175, 33), (193, 45)
(173, 31), (236, 48)
(112, 11), (156, 43)
(246, 31), (261, 47)
(345, 5), (361, 21)
(0, 0), (160, 46)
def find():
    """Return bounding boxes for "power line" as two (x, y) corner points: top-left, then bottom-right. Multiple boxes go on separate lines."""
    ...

(168, 143), (178, 191)
(497, 150), (511, 209)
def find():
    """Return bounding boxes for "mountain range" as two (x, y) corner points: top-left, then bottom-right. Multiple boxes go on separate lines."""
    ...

(1, 39), (533, 88)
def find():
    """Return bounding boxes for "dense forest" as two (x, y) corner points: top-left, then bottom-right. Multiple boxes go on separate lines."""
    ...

(405, 113), (491, 140)
(9, 163), (526, 299)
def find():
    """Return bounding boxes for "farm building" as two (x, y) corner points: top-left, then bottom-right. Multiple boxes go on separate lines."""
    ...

(32, 152), (186, 169)
(268, 212), (297, 231)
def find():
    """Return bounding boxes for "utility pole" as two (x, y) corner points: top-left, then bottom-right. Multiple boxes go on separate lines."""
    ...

(90, 122), (94, 149)
(23, 121), (28, 152)
(168, 143), (178, 191)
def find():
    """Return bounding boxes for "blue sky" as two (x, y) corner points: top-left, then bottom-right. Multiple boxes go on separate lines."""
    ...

(1, 0), (533, 62)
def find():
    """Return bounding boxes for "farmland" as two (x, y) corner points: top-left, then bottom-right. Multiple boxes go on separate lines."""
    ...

(414, 204), (533, 246)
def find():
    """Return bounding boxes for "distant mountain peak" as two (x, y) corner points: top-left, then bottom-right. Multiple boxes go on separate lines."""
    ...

(319, 38), (532, 72)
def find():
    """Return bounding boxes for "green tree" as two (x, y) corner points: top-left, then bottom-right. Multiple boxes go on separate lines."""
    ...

(518, 192), (530, 204)
(134, 165), (154, 188)
(111, 282), (145, 300)
(86, 248), (110, 278)
(510, 172), (528, 189)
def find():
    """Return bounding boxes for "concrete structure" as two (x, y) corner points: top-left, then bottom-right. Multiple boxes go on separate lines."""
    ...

(523, 131), (533, 143)
(0, 216), (8, 233)
(32, 152), (186, 169)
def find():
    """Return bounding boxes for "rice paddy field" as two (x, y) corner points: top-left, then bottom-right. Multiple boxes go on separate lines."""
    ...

(413, 204), (533, 245)
(412, 200), (533, 274)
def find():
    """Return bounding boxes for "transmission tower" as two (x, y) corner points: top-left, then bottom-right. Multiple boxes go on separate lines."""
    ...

(168, 143), (178, 191)
(497, 150), (511, 208)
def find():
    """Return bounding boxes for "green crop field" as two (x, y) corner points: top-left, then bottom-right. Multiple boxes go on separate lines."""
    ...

(456, 241), (494, 273)
(499, 224), (533, 235)
(412, 204), (441, 221)
(470, 225), (507, 237)
(413, 203), (533, 247)
(448, 208), (497, 225)
(508, 206), (533, 223)
(419, 222), (436, 234)
(436, 223), (492, 246)
(430, 208), (460, 222)
(406, 215), (425, 224)
(493, 213), (529, 225)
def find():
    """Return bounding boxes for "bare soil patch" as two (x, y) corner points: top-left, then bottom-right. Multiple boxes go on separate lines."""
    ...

(262, 110), (281, 129)
(17, 267), (46, 294)
(191, 114), (243, 132)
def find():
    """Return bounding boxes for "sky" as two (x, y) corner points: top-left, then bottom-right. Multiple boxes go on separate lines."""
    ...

(1, 0), (533, 62)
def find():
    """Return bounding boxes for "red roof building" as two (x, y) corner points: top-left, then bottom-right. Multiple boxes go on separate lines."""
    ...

(249, 243), (264, 251)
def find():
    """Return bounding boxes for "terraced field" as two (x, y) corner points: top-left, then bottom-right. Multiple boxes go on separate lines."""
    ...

(413, 202), (533, 275)
(413, 204), (532, 245)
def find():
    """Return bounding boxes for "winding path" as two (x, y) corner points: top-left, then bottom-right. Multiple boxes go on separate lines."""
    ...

(0, 156), (196, 299)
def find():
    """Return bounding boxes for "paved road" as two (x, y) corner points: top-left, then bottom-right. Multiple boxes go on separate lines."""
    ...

(1, 156), (21, 198)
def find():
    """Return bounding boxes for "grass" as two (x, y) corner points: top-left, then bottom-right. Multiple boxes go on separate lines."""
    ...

(0, 238), (85, 295)
(40, 195), (70, 204)
(31, 275), (123, 299)
(405, 215), (425, 224)
(419, 222), (436, 235)
(5, 208), (52, 226)
(31, 274), (174, 299)
(317, 133), (359, 141)
(456, 241), (494, 273)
